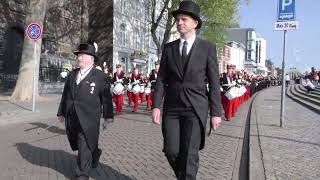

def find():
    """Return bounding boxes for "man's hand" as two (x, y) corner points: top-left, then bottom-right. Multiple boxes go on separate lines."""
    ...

(152, 108), (161, 125)
(102, 118), (114, 130)
(58, 116), (65, 123)
(210, 116), (222, 131)
(208, 116), (222, 136)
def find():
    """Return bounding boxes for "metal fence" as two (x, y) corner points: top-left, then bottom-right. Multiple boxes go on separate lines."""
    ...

(0, 67), (70, 91)
(0, 73), (18, 90)
(39, 67), (70, 82)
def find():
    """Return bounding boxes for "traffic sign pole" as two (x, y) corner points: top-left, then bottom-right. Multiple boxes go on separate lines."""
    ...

(280, 30), (287, 128)
(276, 0), (298, 127)
(26, 22), (42, 112)
(32, 42), (36, 112)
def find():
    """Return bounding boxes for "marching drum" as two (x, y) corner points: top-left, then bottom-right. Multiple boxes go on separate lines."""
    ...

(224, 86), (238, 100)
(132, 84), (141, 94)
(126, 84), (132, 92)
(145, 87), (151, 95)
(238, 86), (247, 96)
(140, 84), (145, 93)
(113, 83), (124, 95)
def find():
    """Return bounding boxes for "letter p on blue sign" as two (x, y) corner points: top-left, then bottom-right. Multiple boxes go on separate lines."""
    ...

(277, 0), (295, 21)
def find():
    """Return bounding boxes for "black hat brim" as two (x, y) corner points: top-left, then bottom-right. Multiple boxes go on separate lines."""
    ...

(172, 10), (202, 29)
(74, 51), (99, 62)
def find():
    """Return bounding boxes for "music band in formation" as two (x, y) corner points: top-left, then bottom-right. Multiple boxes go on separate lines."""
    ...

(98, 60), (160, 114)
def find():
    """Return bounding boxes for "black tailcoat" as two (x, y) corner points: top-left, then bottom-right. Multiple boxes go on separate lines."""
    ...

(57, 68), (114, 151)
(152, 38), (222, 149)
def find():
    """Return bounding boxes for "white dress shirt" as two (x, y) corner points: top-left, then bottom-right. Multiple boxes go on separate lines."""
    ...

(76, 65), (93, 85)
(179, 34), (196, 56)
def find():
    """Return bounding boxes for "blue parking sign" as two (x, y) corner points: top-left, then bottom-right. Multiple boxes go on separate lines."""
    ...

(277, 0), (295, 21)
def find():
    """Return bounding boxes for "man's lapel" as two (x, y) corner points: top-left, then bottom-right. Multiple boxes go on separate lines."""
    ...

(172, 40), (183, 79)
(183, 38), (200, 80)
(70, 69), (79, 99)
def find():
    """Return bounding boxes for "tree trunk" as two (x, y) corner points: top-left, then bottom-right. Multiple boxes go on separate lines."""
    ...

(80, 0), (89, 42)
(10, 0), (47, 101)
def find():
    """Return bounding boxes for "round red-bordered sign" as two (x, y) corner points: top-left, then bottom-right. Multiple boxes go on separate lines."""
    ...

(26, 22), (43, 40)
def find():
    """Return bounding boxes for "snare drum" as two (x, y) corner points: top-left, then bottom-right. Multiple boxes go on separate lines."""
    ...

(145, 87), (151, 95)
(113, 83), (124, 95)
(132, 84), (141, 94)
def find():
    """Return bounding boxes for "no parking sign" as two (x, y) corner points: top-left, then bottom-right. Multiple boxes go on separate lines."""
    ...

(26, 22), (43, 112)
(26, 22), (43, 40)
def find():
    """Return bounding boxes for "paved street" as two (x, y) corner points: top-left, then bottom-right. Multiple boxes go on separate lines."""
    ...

(0, 93), (253, 180)
(250, 86), (320, 180)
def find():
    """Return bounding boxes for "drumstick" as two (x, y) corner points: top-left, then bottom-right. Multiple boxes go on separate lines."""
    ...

(37, 120), (59, 135)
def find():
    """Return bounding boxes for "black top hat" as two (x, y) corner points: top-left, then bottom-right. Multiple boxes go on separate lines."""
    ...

(172, 0), (202, 29)
(74, 43), (98, 62)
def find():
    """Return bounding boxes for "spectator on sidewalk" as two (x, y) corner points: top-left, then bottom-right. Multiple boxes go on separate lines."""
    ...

(310, 67), (319, 85)
(57, 42), (114, 180)
(302, 78), (315, 94)
(285, 74), (291, 87)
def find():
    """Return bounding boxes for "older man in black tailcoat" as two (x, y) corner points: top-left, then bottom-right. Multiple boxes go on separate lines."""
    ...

(152, 1), (223, 180)
(57, 43), (114, 180)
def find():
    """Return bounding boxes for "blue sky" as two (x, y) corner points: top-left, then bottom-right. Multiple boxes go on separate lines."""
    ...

(239, 0), (319, 73)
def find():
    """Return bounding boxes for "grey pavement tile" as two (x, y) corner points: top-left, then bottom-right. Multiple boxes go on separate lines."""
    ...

(253, 86), (320, 180)
(0, 93), (254, 179)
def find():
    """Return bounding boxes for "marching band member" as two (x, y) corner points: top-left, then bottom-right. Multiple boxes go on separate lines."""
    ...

(131, 67), (141, 112)
(221, 65), (236, 91)
(220, 65), (236, 121)
(124, 70), (133, 106)
(139, 71), (146, 103)
(148, 60), (160, 110)
(103, 62), (113, 83)
(112, 64), (125, 114)
(144, 76), (152, 110)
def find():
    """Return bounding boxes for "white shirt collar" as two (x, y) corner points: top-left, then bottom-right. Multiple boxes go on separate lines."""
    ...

(80, 65), (93, 74)
(76, 65), (93, 84)
(179, 34), (196, 55)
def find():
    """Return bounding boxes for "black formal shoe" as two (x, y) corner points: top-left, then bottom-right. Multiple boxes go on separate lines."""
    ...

(92, 148), (102, 168)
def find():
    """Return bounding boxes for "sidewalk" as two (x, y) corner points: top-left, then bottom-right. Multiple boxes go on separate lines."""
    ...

(249, 86), (320, 180)
(0, 91), (254, 179)
(0, 94), (61, 126)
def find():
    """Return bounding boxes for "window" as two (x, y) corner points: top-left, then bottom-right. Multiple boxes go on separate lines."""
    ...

(121, 0), (127, 14)
(247, 51), (251, 60)
(141, 28), (146, 50)
(133, 28), (140, 49)
(134, 0), (141, 19)
(120, 24), (126, 46)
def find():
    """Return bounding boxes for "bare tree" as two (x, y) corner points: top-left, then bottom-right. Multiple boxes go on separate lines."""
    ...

(10, 0), (48, 100)
(148, 0), (180, 58)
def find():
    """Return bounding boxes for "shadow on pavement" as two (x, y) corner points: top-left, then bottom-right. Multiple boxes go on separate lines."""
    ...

(24, 122), (66, 135)
(15, 143), (135, 180)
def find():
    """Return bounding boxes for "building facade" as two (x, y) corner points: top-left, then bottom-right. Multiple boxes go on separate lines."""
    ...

(265, 59), (277, 77)
(227, 28), (267, 75)
(217, 44), (231, 74)
(255, 35), (268, 75)
(113, 0), (166, 74)
(227, 41), (245, 72)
